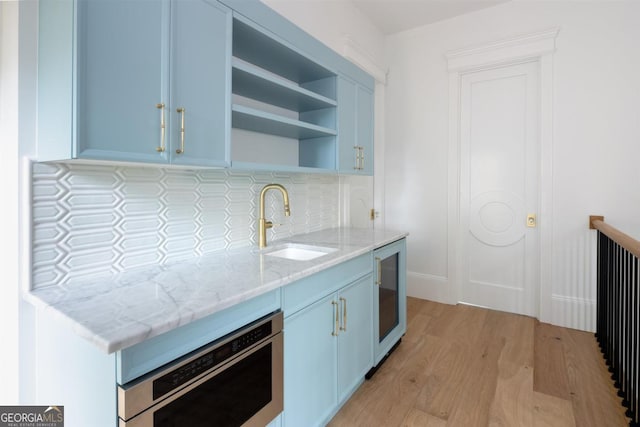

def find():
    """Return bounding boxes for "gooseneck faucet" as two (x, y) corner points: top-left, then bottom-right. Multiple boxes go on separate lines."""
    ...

(258, 183), (290, 248)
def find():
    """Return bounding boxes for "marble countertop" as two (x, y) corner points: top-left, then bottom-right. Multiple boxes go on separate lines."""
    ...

(27, 227), (408, 354)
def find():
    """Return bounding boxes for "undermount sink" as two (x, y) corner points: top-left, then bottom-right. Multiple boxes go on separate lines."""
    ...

(264, 243), (338, 261)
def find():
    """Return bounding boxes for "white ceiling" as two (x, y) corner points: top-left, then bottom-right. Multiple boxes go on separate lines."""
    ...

(351, 0), (510, 35)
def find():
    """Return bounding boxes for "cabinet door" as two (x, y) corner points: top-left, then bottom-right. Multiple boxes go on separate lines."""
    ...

(337, 274), (373, 404)
(337, 77), (374, 175)
(356, 86), (374, 175)
(170, 0), (231, 167)
(337, 77), (357, 173)
(284, 294), (337, 427)
(76, 0), (169, 163)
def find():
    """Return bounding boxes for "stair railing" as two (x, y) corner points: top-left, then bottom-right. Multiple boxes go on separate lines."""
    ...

(591, 215), (640, 426)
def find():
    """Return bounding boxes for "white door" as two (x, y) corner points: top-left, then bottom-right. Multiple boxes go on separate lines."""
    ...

(459, 61), (539, 317)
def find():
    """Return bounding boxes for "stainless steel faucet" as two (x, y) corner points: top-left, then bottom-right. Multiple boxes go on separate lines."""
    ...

(258, 184), (290, 248)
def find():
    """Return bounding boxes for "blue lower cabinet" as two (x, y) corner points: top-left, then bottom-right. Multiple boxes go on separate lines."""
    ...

(283, 274), (373, 426)
(337, 275), (374, 404)
(284, 293), (338, 427)
(266, 414), (282, 427)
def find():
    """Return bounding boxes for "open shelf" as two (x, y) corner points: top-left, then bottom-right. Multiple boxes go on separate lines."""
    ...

(232, 58), (337, 112)
(230, 16), (339, 172)
(233, 18), (334, 85)
(232, 104), (337, 140)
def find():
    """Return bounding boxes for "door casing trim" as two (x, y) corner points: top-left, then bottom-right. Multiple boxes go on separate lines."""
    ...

(446, 28), (559, 322)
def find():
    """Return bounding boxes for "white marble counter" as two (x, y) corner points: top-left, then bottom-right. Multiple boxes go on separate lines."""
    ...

(27, 227), (407, 354)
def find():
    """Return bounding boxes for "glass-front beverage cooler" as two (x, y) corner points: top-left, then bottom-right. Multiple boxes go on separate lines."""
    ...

(371, 238), (407, 368)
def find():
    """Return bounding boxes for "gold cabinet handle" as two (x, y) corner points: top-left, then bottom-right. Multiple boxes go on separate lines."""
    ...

(353, 146), (364, 170)
(331, 301), (339, 336)
(156, 103), (166, 152)
(339, 297), (347, 331)
(375, 257), (382, 286)
(176, 107), (185, 154)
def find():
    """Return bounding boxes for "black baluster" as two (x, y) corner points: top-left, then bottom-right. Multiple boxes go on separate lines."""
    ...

(631, 258), (640, 424)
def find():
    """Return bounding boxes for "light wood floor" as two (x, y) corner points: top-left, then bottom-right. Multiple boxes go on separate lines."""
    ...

(328, 297), (629, 427)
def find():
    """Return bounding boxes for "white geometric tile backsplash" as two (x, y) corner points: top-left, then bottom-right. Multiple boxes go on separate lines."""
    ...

(32, 162), (340, 290)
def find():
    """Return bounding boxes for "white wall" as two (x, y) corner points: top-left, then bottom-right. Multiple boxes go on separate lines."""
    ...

(384, 0), (640, 330)
(0, 0), (21, 404)
(1, 0), (40, 404)
(261, 0), (386, 69)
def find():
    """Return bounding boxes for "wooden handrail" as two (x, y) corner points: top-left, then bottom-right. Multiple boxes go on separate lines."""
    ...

(590, 215), (640, 259)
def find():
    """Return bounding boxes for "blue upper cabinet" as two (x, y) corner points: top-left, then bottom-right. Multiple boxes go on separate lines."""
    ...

(169, 0), (231, 167)
(219, 0), (374, 89)
(337, 78), (357, 173)
(38, 0), (231, 167)
(229, 16), (338, 172)
(356, 86), (374, 175)
(37, 0), (372, 174)
(75, 0), (168, 163)
(337, 77), (374, 175)
(223, 0), (375, 174)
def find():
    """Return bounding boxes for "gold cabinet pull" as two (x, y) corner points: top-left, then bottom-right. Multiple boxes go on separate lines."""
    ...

(331, 300), (339, 336)
(339, 297), (347, 331)
(156, 103), (166, 152)
(353, 146), (364, 170)
(176, 107), (185, 154)
(375, 257), (382, 286)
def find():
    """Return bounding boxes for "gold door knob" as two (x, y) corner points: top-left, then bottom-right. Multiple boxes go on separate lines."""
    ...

(527, 214), (536, 228)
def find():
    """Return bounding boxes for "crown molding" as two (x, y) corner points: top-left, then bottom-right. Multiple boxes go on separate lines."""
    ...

(342, 34), (387, 84)
(446, 27), (560, 71)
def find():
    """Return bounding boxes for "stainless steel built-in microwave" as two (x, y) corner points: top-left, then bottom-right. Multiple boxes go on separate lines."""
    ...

(117, 312), (283, 427)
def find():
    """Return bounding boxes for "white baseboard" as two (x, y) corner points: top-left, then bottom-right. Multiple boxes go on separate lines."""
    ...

(550, 294), (596, 332)
(407, 271), (454, 305)
(406, 273), (596, 333)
